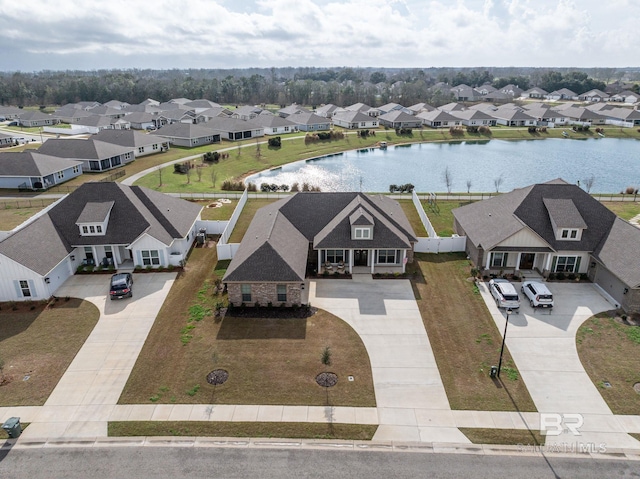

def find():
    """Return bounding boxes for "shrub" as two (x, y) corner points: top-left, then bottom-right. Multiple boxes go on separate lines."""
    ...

(221, 180), (245, 191)
(268, 136), (281, 147)
(174, 163), (189, 174)
(568, 273), (576, 280)
(625, 186), (636, 194)
(547, 273), (555, 281)
(528, 126), (537, 133)
(478, 126), (491, 135)
(556, 272), (566, 281)
(449, 127), (464, 137)
(466, 126), (479, 133)
(395, 127), (413, 136)
(290, 182), (299, 192)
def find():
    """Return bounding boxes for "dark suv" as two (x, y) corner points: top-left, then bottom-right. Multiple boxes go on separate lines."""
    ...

(109, 273), (133, 300)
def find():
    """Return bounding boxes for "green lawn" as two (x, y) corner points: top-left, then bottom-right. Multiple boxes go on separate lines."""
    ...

(0, 298), (100, 406)
(109, 421), (377, 440)
(196, 199), (238, 221)
(460, 428), (545, 446)
(0, 199), (56, 230)
(119, 246), (376, 409)
(410, 253), (536, 412)
(576, 313), (640, 415)
(396, 199), (428, 236)
(602, 201), (640, 221)
(421, 200), (476, 237)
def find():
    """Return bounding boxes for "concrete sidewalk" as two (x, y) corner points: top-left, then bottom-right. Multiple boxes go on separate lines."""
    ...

(309, 275), (469, 444)
(16, 273), (176, 439)
(478, 280), (640, 449)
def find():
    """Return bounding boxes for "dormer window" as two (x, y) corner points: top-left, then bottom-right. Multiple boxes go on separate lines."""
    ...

(355, 227), (371, 239)
(76, 201), (114, 237)
(561, 229), (578, 239)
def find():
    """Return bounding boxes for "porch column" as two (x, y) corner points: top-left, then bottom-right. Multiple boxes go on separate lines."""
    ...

(515, 252), (522, 271)
(485, 252), (491, 270)
(402, 250), (407, 274)
(371, 249), (375, 274)
(317, 250), (322, 272)
(348, 249), (353, 274)
(111, 247), (119, 269)
(544, 253), (553, 272)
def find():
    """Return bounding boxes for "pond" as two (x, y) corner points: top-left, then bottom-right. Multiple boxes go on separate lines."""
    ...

(247, 138), (640, 194)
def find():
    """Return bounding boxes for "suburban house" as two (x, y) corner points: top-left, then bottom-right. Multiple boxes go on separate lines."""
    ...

(202, 117), (264, 141)
(287, 112), (331, 131)
(450, 84), (479, 102)
(407, 103), (436, 115)
(123, 111), (157, 130)
(603, 107), (640, 126)
(103, 100), (130, 109)
(452, 180), (640, 314)
(230, 105), (262, 121)
(547, 88), (577, 101)
(522, 87), (548, 99)
(560, 106), (607, 125)
(449, 109), (497, 127)
(38, 138), (135, 172)
(150, 123), (221, 147)
(500, 84), (524, 98)
(345, 103), (379, 116)
(492, 108), (537, 126)
(0, 106), (24, 120)
(223, 192), (417, 307)
(578, 89), (609, 102)
(0, 151), (83, 190)
(315, 104), (344, 118)
(378, 110), (423, 129)
(377, 102), (412, 115)
(417, 110), (461, 128)
(0, 131), (17, 147)
(71, 114), (131, 134)
(0, 182), (202, 302)
(609, 91), (640, 104)
(248, 113), (297, 135)
(17, 110), (59, 127)
(331, 110), (379, 129)
(277, 104), (309, 118)
(155, 109), (196, 127)
(93, 129), (170, 157)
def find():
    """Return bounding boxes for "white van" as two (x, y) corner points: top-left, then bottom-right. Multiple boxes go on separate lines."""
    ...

(521, 281), (554, 308)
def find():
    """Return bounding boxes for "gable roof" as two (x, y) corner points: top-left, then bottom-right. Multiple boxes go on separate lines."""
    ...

(542, 198), (588, 229)
(378, 110), (417, 122)
(240, 114), (295, 129)
(332, 110), (373, 123)
(76, 201), (114, 223)
(287, 111), (330, 126)
(93, 129), (164, 148)
(37, 138), (133, 160)
(0, 151), (82, 177)
(151, 122), (218, 139)
(593, 217), (640, 288)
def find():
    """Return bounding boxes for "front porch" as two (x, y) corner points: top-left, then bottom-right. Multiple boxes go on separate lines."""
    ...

(484, 249), (588, 278)
(317, 247), (408, 275)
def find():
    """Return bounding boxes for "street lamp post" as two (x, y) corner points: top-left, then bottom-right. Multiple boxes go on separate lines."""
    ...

(497, 308), (512, 378)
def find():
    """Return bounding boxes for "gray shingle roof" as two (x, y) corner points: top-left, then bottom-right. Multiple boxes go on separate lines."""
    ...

(151, 122), (218, 139)
(76, 201), (114, 223)
(594, 217), (640, 287)
(37, 138), (133, 160)
(246, 114), (296, 129)
(542, 198), (588, 229)
(202, 117), (263, 133)
(0, 152), (82, 177)
(93, 129), (164, 148)
(332, 110), (372, 123)
(287, 111), (330, 126)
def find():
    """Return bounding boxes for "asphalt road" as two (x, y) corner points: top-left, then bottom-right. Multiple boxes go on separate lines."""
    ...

(0, 447), (637, 479)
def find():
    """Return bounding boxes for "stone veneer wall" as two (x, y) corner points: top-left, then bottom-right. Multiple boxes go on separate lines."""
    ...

(227, 282), (303, 307)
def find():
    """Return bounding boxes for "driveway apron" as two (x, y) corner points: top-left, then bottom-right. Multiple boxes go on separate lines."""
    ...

(479, 281), (640, 449)
(19, 273), (176, 439)
(309, 275), (470, 444)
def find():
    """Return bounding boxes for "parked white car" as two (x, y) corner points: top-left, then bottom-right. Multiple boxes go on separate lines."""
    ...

(489, 278), (520, 310)
(521, 281), (554, 308)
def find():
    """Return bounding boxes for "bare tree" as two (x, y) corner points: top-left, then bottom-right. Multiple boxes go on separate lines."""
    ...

(156, 165), (163, 187)
(494, 174), (504, 193)
(236, 143), (242, 158)
(466, 179), (472, 194)
(186, 164), (191, 184)
(210, 168), (218, 189)
(255, 138), (262, 159)
(584, 175), (595, 193)
(442, 166), (453, 193)
(196, 166), (203, 182)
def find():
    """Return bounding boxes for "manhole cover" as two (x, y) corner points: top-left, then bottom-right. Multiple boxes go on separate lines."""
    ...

(634, 383), (640, 395)
(206, 369), (229, 386)
(316, 372), (338, 388)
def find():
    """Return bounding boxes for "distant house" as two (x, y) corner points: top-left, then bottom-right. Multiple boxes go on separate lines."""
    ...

(331, 110), (378, 129)
(103, 100), (130, 110)
(449, 109), (497, 127)
(0, 131), (17, 148)
(156, 109), (196, 127)
(38, 138), (135, 172)
(86, 105), (127, 119)
(17, 110), (59, 127)
(93, 129), (170, 157)
(0, 151), (83, 190)
(378, 110), (423, 129)
(609, 91), (640, 104)
(560, 107), (607, 125)
(287, 112), (331, 132)
(202, 117), (264, 141)
(377, 103), (411, 115)
(277, 104), (309, 118)
(522, 87), (548, 99)
(315, 104), (344, 118)
(601, 107), (640, 126)
(344, 103), (379, 117)
(407, 103), (436, 115)
(578, 89), (609, 102)
(123, 112), (157, 130)
(416, 110), (461, 128)
(453, 179), (640, 315)
(547, 88), (577, 101)
(450, 84), (479, 101)
(150, 123), (221, 147)
(500, 84), (524, 98)
(223, 192), (417, 306)
(0, 182), (202, 302)
(248, 113), (297, 135)
(0, 106), (23, 120)
(492, 108), (537, 127)
(71, 114), (131, 134)
(230, 105), (263, 121)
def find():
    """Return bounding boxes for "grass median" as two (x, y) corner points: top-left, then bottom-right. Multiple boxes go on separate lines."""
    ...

(410, 253), (537, 412)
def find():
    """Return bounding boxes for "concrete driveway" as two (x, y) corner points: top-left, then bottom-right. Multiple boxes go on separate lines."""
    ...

(309, 275), (469, 444)
(19, 273), (176, 439)
(479, 280), (640, 449)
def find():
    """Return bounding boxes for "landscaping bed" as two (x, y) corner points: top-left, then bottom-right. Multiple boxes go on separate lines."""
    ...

(410, 253), (536, 412)
(576, 312), (640, 415)
(0, 298), (100, 406)
(119, 246), (375, 408)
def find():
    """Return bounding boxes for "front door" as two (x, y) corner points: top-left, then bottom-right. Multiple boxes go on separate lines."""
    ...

(354, 249), (368, 266)
(519, 253), (535, 270)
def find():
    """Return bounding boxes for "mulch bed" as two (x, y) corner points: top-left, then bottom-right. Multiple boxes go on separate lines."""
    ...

(316, 372), (338, 388)
(226, 304), (317, 319)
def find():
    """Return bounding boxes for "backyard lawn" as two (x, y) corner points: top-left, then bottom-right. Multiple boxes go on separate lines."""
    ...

(196, 199), (238, 221)
(602, 201), (640, 221)
(119, 246), (376, 410)
(396, 199), (428, 236)
(0, 298), (100, 406)
(420, 200), (475, 237)
(576, 313), (640, 415)
(410, 253), (537, 412)
(0, 199), (56, 230)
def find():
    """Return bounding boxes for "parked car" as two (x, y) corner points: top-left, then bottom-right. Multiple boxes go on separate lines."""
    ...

(489, 278), (520, 310)
(521, 281), (554, 308)
(109, 273), (133, 300)
(7, 121), (18, 126)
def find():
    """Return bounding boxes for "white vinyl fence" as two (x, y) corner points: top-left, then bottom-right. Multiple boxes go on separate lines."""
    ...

(216, 189), (248, 260)
(411, 190), (466, 253)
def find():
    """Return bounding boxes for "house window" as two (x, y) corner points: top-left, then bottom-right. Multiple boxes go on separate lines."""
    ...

(89, 225), (95, 234)
(73, 165), (80, 173)
(355, 228), (371, 239)
(96, 225), (102, 233)
(284, 126), (289, 132)
(277, 284), (287, 302)
(19, 280), (31, 297)
(56, 171), (64, 179)
(84, 246), (94, 261)
(490, 252), (508, 268)
(141, 250), (160, 266)
(138, 147), (144, 153)
(554, 256), (581, 273)
(241, 284), (251, 302)
(377, 249), (397, 264)
(153, 144), (158, 150)
(325, 249), (344, 263)
(124, 152), (131, 160)
(272, 128), (278, 133)
(82, 226), (89, 234)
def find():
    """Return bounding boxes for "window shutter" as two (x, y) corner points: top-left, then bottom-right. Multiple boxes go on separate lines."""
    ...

(575, 257), (581, 273)
(13, 281), (22, 298)
(502, 253), (508, 267)
(28, 280), (36, 297)
(158, 250), (165, 266)
(135, 250), (142, 265)
(551, 256), (557, 272)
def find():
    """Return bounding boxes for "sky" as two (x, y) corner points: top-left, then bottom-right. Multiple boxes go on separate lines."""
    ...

(0, 0), (638, 72)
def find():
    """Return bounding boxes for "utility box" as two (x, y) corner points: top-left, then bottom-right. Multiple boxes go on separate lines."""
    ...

(489, 366), (498, 378)
(2, 417), (22, 438)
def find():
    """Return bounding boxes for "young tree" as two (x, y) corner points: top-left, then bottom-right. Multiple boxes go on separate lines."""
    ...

(156, 165), (163, 187)
(185, 164), (191, 184)
(443, 166), (453, 193)
(321, 346), (332, 369)
(584, 175), (595, 193)
(466, 179), (472, 194)
(494, 174), (504, 193)
(255, 138), (262, 159)
(196, 166), (203, 182)
(210, 168), (218, 189)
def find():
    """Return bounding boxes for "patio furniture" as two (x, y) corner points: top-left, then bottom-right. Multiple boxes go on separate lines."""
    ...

(337, 261), (345, 273)
(324, 262), (333, 272)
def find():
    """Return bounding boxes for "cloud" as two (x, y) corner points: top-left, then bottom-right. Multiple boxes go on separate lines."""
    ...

(0, 0), (636, 70)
